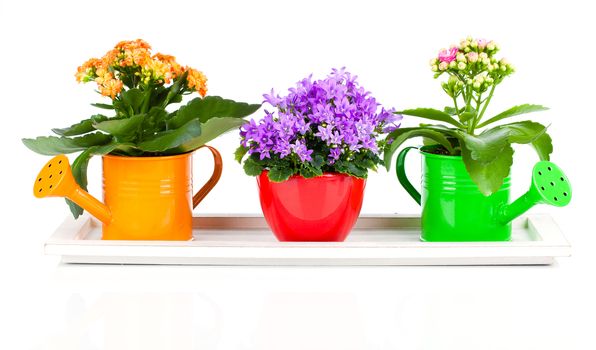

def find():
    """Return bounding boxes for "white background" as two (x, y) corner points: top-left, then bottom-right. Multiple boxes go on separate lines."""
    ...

(0, 0), (594, 349)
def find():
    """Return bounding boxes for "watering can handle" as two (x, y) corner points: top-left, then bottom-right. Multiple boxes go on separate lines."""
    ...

(192, 145), (223, 208)
(395, 146), (422, 205)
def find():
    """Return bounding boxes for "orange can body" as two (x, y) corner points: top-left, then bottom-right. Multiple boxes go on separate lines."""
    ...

(33, 146), (222, 241)
(102, 153), (194, 240)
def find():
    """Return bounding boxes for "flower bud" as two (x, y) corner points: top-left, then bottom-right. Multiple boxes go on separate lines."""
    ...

(439, 62), (448, 71)
(431, 64), (438, 72)
(456, 53), (466, 62)
(466, 78), (473, 85)
(449, 61), (457, 69)
(429, 58), (438, 66)
(500, 65), (507, 72)
(499, 58), (509, 66)
(458, 62), (466, 70)
(473, 82), (481, 89)
(460, 40), (469, 48)
(470, 40), (478, 48)
(467, 52), (479, 63)
(466, 36), (473, 42)
(479, 52), (488, 60)
(464, 47), (471, 53)
(482, 58), (490, 65)
(487, 41), (496, 50)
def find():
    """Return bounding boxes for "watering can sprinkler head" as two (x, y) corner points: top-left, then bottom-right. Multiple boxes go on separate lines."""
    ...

(33, 155), (112, 224)
(499, 161), (571, 224)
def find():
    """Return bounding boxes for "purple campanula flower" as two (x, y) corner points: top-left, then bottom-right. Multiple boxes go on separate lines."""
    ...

(291, 139), (313, 162)
(328, 147), (342, 164)
(263, 89), (283, 107)
(239, 68), (399, 172)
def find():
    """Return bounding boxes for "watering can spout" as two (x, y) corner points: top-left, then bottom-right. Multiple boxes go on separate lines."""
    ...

(498, 161), (571, 224)
(33, 154), (112, 224)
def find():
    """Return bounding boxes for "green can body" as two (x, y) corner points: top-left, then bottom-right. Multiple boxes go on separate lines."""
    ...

(397, 146), (512, 241)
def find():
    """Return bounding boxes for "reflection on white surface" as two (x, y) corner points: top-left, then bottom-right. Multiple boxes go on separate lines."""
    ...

(19, 262), (578, 350)
(32, 291), (221, 350)
(252, 293), (367, 350)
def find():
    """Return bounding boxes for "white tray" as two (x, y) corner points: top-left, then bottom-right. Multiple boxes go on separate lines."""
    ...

(44, 214), (570, 266)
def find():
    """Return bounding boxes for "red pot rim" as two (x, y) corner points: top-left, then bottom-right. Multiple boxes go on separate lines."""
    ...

(260, 170), (363, 180)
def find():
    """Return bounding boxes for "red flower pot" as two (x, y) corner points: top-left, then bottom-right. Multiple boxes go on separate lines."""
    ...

(257, 171), (366, 242)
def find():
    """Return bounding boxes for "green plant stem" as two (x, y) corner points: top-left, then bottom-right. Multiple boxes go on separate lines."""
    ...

(467, 92), (482, 134)
(141, 87), (152, 114)
(472, 84), (496, 133)
(452, 95), (461, 123)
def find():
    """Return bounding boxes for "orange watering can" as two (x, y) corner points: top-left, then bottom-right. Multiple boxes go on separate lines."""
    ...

(33, 146), (222, 240)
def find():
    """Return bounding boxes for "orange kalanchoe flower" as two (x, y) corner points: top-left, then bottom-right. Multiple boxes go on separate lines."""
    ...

(75, 58), (102, 82)
(100, 78), (124, 99)
(75, 39), (207, 100)
(186, 67), (208, 97)
(153, 53), (184, 79)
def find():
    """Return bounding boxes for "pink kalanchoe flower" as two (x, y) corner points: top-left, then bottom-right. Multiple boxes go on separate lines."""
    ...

(477, 39), (488, 49)
(438, 47), (458, 63)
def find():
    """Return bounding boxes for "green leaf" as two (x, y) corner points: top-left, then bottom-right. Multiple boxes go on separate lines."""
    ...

(137, 119), (201, 153)
(459, 111), (477, 123)
(462, 143), (514, 196)
(398, 108), (465, 128)
(268, 166), (294, 182)
(94, 115), (144, 138)
(457, 121), (552, 163)
(444, 106), (458, 115)
(162, 71), (188, 107)
(120, 88), (145, 113)
(91, 103), (114, 110)
(243, 157), (263, 176)
(169, 96), (261, 129)
(22, 132), (112, 155)
(495, 121), (552, 161)
(235, 145), (248, 163)
(65, 148), (94, 218)
(52, 115), (108, 136)
(476, 104), (549, 128)
(310, 154), (325, 169)
(300, 164), (323, 178)
(168, 117), (245, 154)
(383, 127), (455, 170)
(336, 161), (368, 178)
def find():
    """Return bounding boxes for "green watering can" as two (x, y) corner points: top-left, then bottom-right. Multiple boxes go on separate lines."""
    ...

(396, 146), (572, 241)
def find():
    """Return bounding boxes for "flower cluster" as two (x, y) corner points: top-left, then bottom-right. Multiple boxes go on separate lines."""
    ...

(430, 36), (514, 94)
(238, 68), (400, 181)
(75, 39), (207, 98)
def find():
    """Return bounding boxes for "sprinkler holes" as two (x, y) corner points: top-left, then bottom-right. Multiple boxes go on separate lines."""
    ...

(550, 182), (555, 187)
(564, 192), (568, 197)
(59, 171), (63, 174)
(554, 197), (558, 201)
(49, 175), (52, 179)
(548, 166), (552, 171)
(38, 189), (42, 193)
(538, 171), (542, 176)
(541, 186), (545, 191)
(58, 160), (62, 164)
(49, 185), (52, 189)
(560, 177), (565, 182)
(48, 164), (51, 168)
(38, 178), (41, 182)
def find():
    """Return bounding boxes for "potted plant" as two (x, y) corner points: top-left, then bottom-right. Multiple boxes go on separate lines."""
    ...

(24, 39), (260, 240)
(383, 37), (570, 242)
(236, 68), (400, 241)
